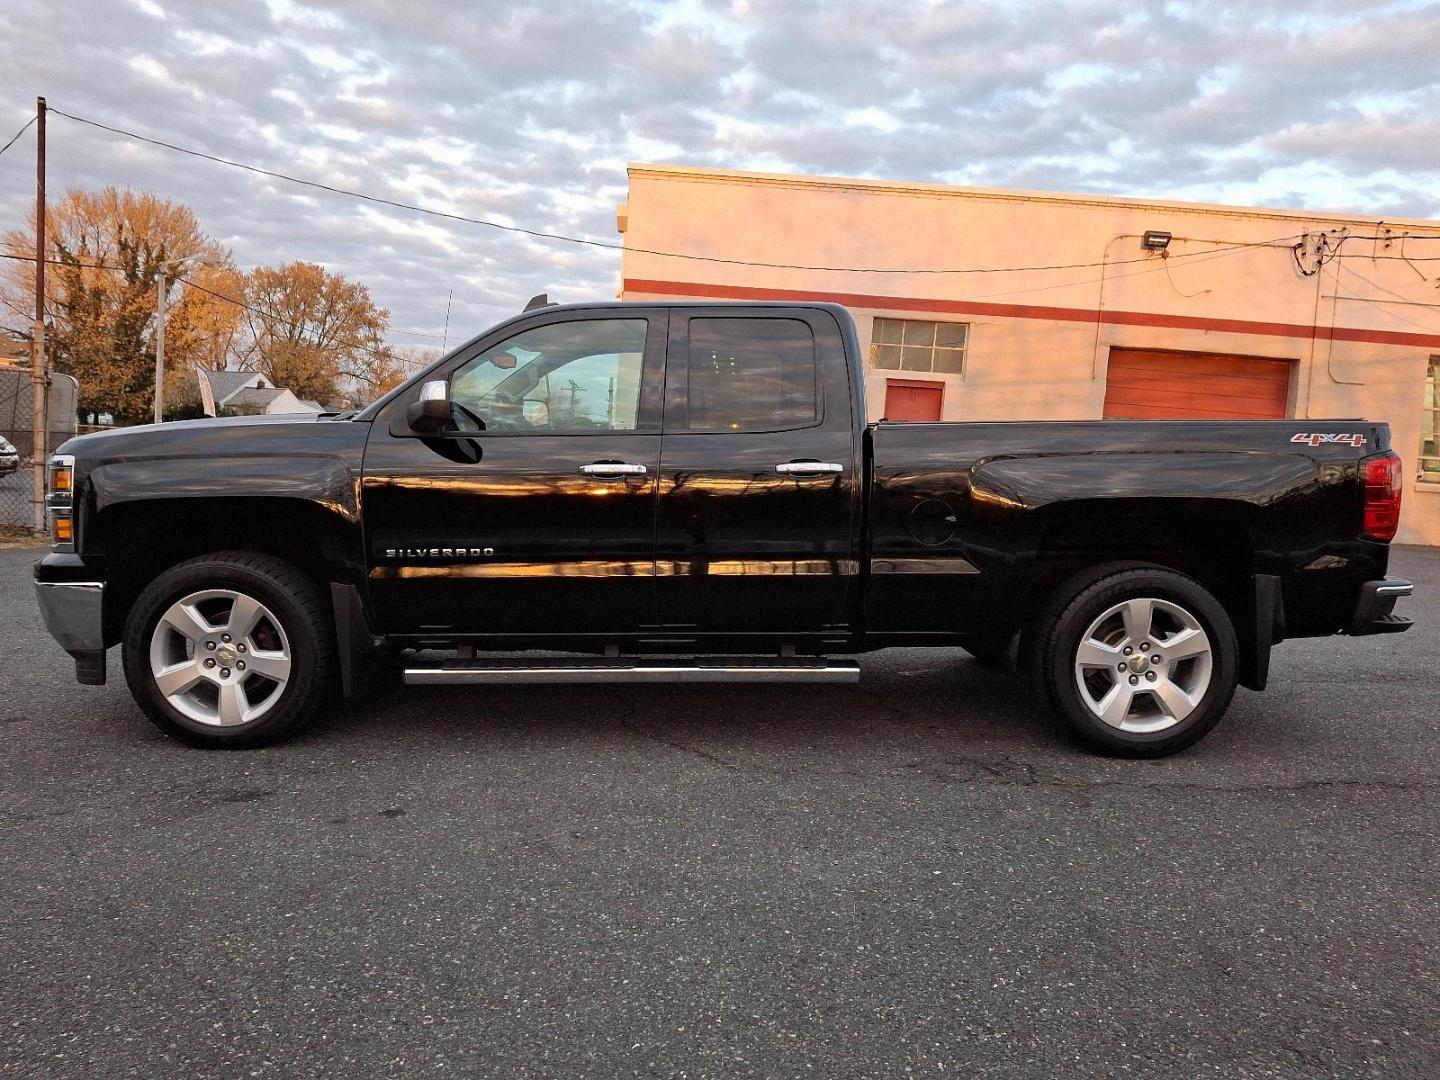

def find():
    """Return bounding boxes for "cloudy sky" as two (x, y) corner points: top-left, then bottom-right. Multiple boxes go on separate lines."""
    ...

(1, 0), (1436, 345)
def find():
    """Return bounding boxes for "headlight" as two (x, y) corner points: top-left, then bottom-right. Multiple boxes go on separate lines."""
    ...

(47, 454), (75, 548)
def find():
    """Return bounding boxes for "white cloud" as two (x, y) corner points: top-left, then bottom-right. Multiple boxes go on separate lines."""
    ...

(0, 0), (1434, 342)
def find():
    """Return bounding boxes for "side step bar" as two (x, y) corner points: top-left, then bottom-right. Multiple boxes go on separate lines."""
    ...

(403, 656), (861, 685)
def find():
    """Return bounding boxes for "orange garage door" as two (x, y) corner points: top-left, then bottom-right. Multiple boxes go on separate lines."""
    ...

(1103, 348), (1292, 420)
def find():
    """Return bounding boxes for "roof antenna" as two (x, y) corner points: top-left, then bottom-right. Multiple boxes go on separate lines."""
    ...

(524, 292), (554, 312)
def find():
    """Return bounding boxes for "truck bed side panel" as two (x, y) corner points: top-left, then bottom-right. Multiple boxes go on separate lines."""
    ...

(865, 419), (1392, 638)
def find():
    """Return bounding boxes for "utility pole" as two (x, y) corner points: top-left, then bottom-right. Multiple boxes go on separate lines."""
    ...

(30, 96), (46, 533)
(153, 269), (167, 424)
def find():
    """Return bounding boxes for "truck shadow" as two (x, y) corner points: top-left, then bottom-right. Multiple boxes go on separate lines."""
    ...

(300, 649), (1070, 762)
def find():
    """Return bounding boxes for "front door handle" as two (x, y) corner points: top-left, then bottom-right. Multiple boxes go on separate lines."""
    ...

(775, 460), (844, 476)
(579, 462), (648, 477)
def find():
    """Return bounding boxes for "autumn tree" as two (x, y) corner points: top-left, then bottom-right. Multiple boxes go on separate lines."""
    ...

(163, 262), (248, 406)
(1, 187), (235, 424)
(236, 261), (399, 405)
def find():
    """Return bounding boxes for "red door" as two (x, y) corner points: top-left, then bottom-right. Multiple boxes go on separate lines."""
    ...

(884, 378), (944, 421)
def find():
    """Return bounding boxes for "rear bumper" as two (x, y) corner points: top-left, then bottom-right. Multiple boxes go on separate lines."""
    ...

(1349, 578), (1414, 636)
(33, 554), (107, 684)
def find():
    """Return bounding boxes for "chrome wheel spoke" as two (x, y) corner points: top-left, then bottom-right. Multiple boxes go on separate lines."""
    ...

(1152, 679), (1197, 721)
(245, 651), (291, 682)
(216, 682), (250, 727)
(154, 662), (206, 697)
(1157, 627), (1207, 661)
(226, 594), (265, 641)
(1096, 682), (1135, 727)
(1076, 639), (1122, 668)
(160, 601), (213, 643)
(1120, 598), (1154, 644)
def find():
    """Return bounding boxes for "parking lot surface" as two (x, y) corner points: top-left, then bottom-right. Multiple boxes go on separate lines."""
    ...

(2, 544), (1437, 1078)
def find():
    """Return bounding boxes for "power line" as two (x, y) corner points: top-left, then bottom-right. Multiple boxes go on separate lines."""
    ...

(0, 237), (1285, 330)
(0, 233), (1331, 331)
(0, 116), (35, 159)
(50, 106), (1331, 276)
(0, 250), (405, 368)
(0, 244), (444, 338)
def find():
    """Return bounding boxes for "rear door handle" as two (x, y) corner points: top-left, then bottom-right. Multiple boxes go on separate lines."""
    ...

(775, 461), (844, 475)
(579, 462), (648, 477)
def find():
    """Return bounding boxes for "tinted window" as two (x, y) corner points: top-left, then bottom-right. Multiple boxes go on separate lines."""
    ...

(685, 318), (818, 431)
(450, 319), (647, 433)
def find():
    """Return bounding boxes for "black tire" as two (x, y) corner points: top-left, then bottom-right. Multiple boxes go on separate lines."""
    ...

(1030, 563), (1238, 757)
(122, 551), (334, 748)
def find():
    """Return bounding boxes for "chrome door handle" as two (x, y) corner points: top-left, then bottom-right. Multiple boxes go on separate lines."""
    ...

(775, 461), (844, 475)
(579, 462), (648, 477)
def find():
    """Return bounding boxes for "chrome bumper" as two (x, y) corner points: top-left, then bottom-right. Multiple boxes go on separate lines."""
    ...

(34, 579), (107, 682)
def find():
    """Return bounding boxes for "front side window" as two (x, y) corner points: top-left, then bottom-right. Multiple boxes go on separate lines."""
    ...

(685, 318), (818, 431)
(1422, 356), (1440, 481)
(870, 317), (968, 375)
(449, 319), (647, 433)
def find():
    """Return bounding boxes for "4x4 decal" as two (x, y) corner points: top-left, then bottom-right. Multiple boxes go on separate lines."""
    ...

(1291, 432), (1366, 448)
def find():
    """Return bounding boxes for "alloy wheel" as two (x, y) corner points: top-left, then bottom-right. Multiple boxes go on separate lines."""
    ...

(147, 588), (292, 727)
(1072, 596), (1214, 734)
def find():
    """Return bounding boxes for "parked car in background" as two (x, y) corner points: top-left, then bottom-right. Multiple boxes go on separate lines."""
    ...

(0, 435), (19, 476)
(33, 301), (1415, 756)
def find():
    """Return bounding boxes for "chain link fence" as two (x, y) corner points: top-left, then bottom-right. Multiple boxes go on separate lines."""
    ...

(0, 366), (78, 534)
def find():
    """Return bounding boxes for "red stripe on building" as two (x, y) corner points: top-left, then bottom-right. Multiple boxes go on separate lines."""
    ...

(623, 278), (1440, 350)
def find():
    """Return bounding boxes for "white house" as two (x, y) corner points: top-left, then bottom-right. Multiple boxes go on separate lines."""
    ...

(196, 369), (325, 417)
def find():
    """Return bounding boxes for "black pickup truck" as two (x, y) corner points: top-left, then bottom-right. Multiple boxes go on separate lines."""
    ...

(34, 300), (1414, 755)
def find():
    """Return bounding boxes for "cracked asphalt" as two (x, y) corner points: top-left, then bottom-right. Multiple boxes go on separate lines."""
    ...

(2, 544), (1437, 1078)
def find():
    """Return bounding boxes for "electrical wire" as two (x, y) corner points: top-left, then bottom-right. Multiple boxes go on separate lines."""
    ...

(1160, 252), (1212, 298)
(49, 106), (1325, 277)
(0, 116), (35, 159)
(0, 250), (403, 375)
(0, 235), (1304, 337)
(0, 244), (444, 338)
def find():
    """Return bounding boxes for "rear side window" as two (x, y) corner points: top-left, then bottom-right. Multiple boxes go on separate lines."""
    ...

(685, 318), (818, 431)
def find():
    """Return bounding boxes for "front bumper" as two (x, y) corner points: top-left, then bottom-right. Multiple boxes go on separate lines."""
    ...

(1349, 577), (1414, 636)
(34, 555), (107, 684)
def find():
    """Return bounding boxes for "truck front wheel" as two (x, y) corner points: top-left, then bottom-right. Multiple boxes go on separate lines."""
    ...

(121, 552), (335, 748)
(1032, 564), (1238, 757)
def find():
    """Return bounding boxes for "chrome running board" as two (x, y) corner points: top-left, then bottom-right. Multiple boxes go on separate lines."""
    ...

(403, 656), (860, 685)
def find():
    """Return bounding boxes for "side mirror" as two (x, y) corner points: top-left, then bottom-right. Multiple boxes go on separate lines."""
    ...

(406, 379), (451, 433)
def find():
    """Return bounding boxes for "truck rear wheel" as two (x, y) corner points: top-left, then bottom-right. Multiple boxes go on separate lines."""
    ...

(1032, 563), (1238, 757)
(121, 552), (334, 749)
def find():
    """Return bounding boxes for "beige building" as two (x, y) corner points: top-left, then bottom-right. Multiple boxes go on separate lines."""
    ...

(618, 164), (1440, 545)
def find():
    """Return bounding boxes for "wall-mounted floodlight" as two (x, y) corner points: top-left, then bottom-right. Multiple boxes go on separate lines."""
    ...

(1141, 230), (1172, 252)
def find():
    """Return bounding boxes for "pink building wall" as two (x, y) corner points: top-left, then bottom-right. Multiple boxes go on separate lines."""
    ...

(619, 164), (1440, 545)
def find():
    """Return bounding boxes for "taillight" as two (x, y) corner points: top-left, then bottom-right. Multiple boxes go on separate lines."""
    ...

(1361, 451), (1403, 542)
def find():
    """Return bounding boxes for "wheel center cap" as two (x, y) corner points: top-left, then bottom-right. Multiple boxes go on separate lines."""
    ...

(1127, 654), (1150, 673)
(215, 644), (238, 665)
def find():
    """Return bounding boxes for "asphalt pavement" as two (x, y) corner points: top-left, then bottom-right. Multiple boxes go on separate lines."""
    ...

(2, 543), (1437, 1079)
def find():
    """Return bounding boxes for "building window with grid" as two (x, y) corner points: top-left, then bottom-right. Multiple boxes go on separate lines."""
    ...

(869, 318), (968, 375)
(1422, 356), (1440, 481)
